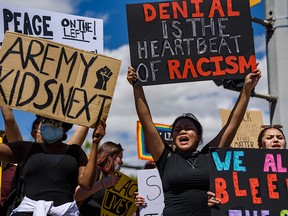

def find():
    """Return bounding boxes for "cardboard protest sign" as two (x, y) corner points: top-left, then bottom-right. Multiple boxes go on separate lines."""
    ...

(137, 121), (172, 160)
(137, 169), (164, 216)
(0, 32), (121, 128)
(126, 0), (256, 86)
(0, 135), (3, 198)
(220, 109), (263, 148)
(210, 148), (288, 216)
(101, 170), (137, 216)
(0, 2), (103, 53)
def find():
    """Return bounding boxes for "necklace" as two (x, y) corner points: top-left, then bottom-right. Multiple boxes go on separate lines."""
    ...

(185, 157), (198, 169)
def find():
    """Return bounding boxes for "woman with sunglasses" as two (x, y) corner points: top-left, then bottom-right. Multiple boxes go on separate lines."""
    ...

(74, 141), (124, 216)
(127, 65), (261, 216)
(0, 115), (106, 216)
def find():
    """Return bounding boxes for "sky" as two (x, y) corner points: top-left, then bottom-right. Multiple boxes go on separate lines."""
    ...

(0, 0), (270, 176)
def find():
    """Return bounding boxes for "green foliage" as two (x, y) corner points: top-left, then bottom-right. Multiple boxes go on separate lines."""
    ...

(83, 140), (92, 154)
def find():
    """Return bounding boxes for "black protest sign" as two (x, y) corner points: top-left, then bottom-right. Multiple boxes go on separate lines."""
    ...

(210, 148), (288, 216)
(0, 32), (121, 128)
(126, 0), (256, 86)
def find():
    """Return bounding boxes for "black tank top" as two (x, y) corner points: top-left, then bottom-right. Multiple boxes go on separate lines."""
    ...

(22, 143), (81, 206)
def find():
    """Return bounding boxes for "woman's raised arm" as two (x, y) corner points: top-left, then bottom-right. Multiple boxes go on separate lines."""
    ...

(127, 66), (164, 161)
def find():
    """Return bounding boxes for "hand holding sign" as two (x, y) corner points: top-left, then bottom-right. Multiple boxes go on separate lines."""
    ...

(126, 0), (256, 86)
(101, 170), (137, 216)
(92, 119), (106, 145)
(0, 32), (121, 128)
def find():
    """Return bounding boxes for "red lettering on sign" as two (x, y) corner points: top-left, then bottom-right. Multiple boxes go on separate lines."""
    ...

(267, 174), (279, 199)
(233, 172), (247, 196)
(249, 178), (262, 204)
(143, 0), (240, 22)
(215, 178), (229, 204)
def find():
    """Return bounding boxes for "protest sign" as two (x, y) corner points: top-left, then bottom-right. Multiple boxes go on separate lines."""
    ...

(0, 32), (121, 128)
(137, 121), (172, 160)
(137, 169), (164, 216)
(0, 2), (103, 53)
(210, 148), (288, 216)
(0, 134), (3, 198)
(250, 0), (261, 7)
(220, 109), (263, 148)
(126, 0), (256, 86)
(101, 170), (137, 216)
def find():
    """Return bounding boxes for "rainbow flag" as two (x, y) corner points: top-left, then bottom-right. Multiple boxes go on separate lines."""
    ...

(137, 121), (172, 161)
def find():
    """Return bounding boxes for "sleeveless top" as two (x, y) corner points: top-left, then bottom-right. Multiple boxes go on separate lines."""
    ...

(22, 142), (84, 206)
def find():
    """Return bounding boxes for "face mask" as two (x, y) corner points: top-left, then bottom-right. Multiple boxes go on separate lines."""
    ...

(40, 124), (64, 144)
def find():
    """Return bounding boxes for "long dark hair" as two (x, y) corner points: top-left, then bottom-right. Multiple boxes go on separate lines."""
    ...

(171, 113), (203, 144)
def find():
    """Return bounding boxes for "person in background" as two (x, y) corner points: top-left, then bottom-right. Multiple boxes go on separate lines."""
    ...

(0, 115), (106, 216)
(0, 132), (17, 215)
(143, 160), (156, 169)
(0, 106), (90, 146)
(207, 124), (287, 207)
(127, 65), (261, 216)
(0, 106), (91, 215)
(0, 106), (23, 215)
(75, 141), (124, 216)
(257, 125), (286, 149)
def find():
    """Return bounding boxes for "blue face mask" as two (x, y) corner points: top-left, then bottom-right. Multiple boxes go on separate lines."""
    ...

(40, 124), (64, 144)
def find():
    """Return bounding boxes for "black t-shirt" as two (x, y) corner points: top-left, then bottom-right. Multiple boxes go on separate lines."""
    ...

(79, 168), (106, 216)
(156, 144), (211, 216)
(22, 143), (84, 206)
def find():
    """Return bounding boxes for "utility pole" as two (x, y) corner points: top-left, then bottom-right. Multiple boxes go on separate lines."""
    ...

(265, 1), (288, 138)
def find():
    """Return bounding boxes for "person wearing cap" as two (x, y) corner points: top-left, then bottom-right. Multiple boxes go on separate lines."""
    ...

(0, 106), (90, 147)
(0, 106), (91, 216)
(0, 115), (106, 216)
(127, 65), (261, 216)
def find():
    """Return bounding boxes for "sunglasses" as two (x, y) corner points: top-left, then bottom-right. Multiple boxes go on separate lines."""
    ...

(260, 124), (283, 130)
(41, 117), (63, 127)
